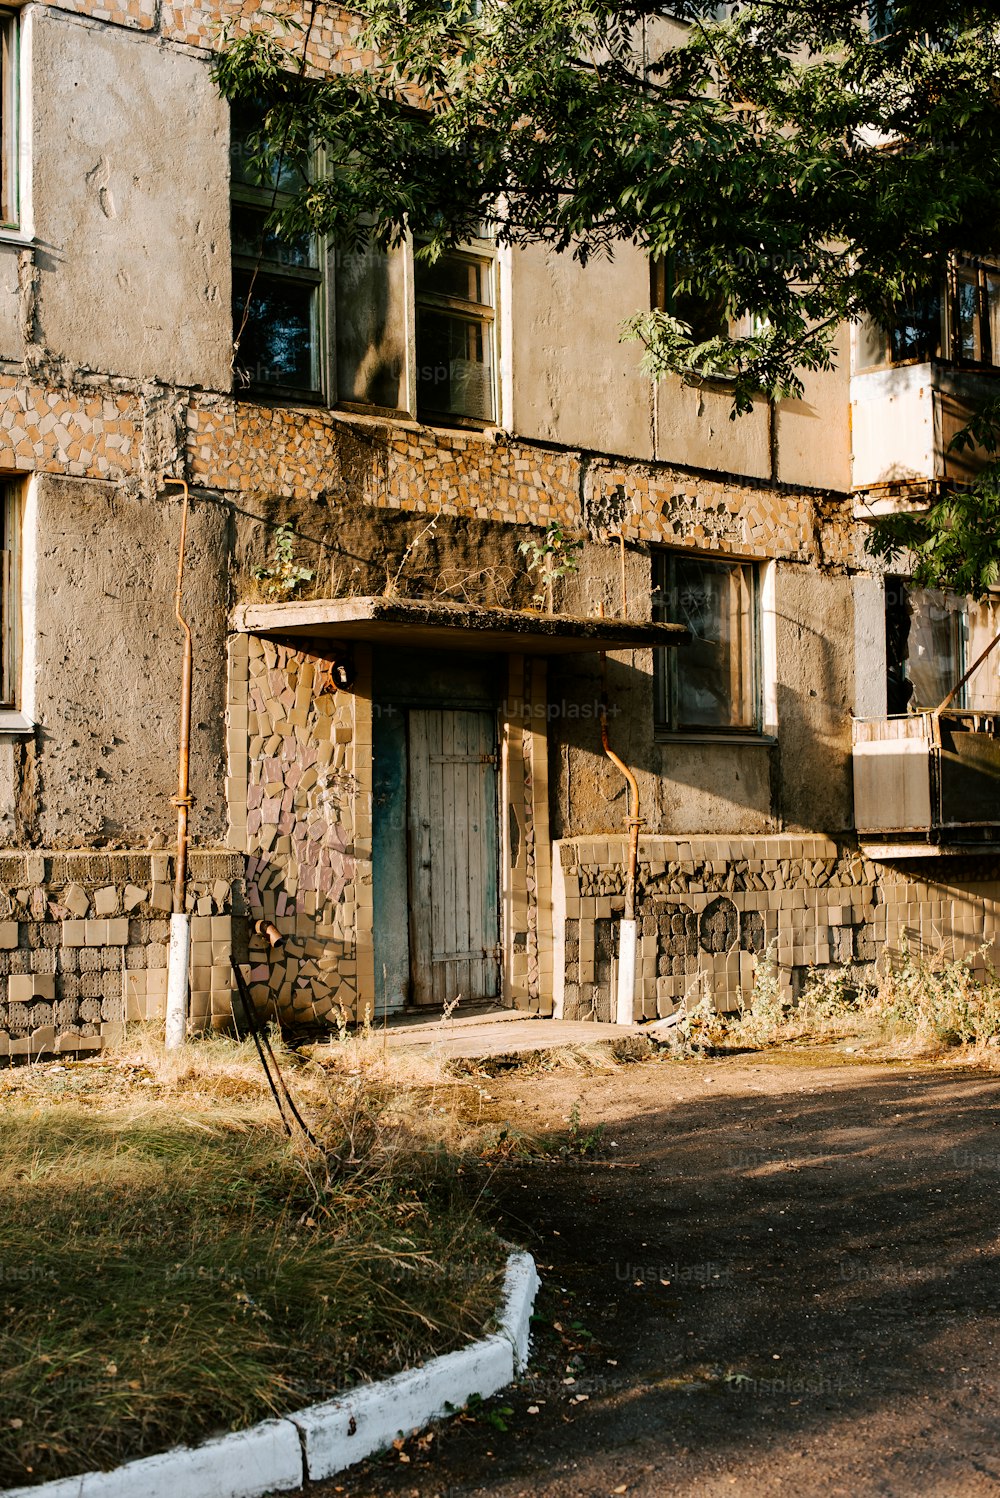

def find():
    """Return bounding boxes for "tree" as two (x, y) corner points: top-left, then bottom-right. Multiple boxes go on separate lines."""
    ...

(215, 2), (1000, 592)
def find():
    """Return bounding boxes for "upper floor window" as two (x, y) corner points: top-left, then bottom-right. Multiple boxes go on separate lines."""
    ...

(230, 102), (323, 399)
(650, 254), (728, 345)
(229, 108), (500, 426)
(415, 243), (497, 424)
(868, 1), (895, 39)
(654, 551), (761, 734)
(858, 253), (1000, 373)
(0, 479), (20, 707)
(0, 10), (19, 229)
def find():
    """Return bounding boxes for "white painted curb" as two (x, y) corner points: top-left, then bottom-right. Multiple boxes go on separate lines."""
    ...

(0, 1419), (302, 1498)
(2, 1250), (540, 1498)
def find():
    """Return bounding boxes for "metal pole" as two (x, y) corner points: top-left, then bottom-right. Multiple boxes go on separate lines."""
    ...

(164, 478), (193, 1050)
(597, 603), (642, 1025)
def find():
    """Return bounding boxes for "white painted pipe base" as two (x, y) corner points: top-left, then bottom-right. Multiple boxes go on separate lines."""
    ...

(616, 918), (637, 1026)
(165, 912), (190, 1050)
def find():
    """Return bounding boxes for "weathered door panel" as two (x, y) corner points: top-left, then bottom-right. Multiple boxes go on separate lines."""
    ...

(372, 705), (409, 1016)
(408, 708), (499, 1006)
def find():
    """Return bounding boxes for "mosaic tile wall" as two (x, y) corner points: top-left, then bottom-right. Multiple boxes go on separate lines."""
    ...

(0, 851), (242, 1056)
(584, 460), (863, 570)
(0, 380), (144, 483)
(227, 633), (369, 1025)
(554, 836), (1000, 1020)
(0, 378), (863, 582)
(187, 397), (863, 572)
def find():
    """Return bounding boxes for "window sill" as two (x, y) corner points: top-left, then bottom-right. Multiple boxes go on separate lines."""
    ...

(233, 387), (326, 408)
(655, 730), (776, 747)
(417, 410), (498, 434)
(337, 399), (414, 423)
(0, 710), (34, 735)
(855, 357), (1000, 378)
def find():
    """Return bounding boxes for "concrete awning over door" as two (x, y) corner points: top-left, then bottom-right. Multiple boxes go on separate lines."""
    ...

(232, 596), (688, 655)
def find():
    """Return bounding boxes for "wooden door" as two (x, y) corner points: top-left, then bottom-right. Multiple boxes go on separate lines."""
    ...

(408, 709), (500, 1006)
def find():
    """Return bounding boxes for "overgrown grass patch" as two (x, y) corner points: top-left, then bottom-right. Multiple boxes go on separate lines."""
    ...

(0, 1039), (505, 1489)
(668, 943), (1000, 1063)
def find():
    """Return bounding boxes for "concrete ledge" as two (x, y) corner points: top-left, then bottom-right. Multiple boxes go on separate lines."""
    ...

(498, 1251), (540, 1371)
(293, 1332), (514, 1482)
(1, 1419), (302, 1498)
(0, 1251), (539, 1498)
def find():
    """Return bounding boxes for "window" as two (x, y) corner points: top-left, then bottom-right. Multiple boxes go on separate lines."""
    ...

(415, 243), (497, 423)
(0, 480), (20, 707)
(885, 578), (1000, 714)
(230, 102), (323, 399)
(334, 241), (409, 412)
(654, 552), (760, 733)
(953, 255), (1000, 367)
(650, 254), (728, 344)
(0, 10), (18, 229)
(229, 105), (501, 421)
(858, 254), (1000, 372)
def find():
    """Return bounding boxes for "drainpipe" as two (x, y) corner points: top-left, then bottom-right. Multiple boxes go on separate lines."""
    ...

(598, 605), (642, 1025)
(165, 478), (193, 1050)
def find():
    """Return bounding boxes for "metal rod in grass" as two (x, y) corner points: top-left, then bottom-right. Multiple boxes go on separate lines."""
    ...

(231, 958), (319, 1147)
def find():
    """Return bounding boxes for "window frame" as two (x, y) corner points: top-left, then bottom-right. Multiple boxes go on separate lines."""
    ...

(0, 478), (21, 709)
(855, 252), (1000, 374)
(0, 9), (19, 231)
(653, 550), (763, 738)
(649, 252), (729, 346)
(229, 106), (326, 404)
(228, 105), (504, 423)
(413, 236), (499, 429)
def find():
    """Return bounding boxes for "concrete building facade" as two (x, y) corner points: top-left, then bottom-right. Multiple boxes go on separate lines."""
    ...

(0, 0), (997, 1055)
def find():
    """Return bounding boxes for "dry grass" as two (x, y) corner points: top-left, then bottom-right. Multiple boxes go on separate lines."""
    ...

(671, 944), (1000, 1066)
(0, 1027), (506, 1489)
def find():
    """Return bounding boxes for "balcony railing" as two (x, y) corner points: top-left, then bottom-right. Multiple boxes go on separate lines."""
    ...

(853, 710), (1000, 852)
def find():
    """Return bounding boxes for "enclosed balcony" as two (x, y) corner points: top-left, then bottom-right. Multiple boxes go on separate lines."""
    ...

(851, 255), (1000, 513)
(851, 363), (997, 511)
(853, 711), (1000, 855)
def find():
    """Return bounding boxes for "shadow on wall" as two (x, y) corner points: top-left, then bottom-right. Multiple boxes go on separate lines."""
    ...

(548, 602), (855, 837)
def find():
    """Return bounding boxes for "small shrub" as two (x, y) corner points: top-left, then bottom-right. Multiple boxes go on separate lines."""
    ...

(733, 944), (789, 1046)
(252, 522), (314, 600)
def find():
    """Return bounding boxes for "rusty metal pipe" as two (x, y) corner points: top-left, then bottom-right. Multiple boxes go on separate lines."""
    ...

(164, 478), (193, 1050)
(597, 605), (642, 920)
(608, 531), (628, 618)
(599, 706), (641, 921)
(169, 478), (193, 913)
(597, 601), (643, 1027)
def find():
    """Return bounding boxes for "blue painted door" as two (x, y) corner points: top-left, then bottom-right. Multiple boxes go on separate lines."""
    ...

(372, 703), (410, 1016)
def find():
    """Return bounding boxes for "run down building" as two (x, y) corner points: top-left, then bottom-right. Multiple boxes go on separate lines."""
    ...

(0, 0), (997, 1056)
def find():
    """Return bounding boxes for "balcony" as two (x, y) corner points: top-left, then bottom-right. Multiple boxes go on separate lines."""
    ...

(853, 711), (1000, 855)
(851, 363), (998, 515)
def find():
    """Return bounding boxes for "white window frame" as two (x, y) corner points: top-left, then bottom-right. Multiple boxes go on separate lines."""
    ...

(653, 549), (766, 739)
(0, 8), (20, 231)
(0, 476), (21, 709)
